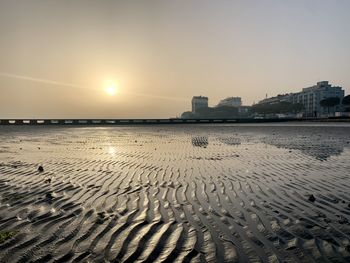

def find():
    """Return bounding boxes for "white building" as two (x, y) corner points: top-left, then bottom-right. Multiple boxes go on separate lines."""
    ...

(290, 81), (344, 117)
(191, 96), (208, 113)
(258, 94), (292, 105)
(258, 81), (345, 117)
(217, 97), (242, 107)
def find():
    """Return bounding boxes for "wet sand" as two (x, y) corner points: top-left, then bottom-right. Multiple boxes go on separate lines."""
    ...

(0, 123), (350, 262)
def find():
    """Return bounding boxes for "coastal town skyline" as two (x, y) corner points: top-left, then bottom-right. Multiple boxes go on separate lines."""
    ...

(180, 80), (348, 119)
(189, 80), (347, 107)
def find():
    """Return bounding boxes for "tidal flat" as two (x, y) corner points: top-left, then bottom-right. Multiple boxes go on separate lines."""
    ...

(0, 123), (350, 262)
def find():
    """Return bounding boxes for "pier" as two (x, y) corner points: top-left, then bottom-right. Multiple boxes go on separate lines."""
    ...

(1, 118), (349, 126)
(0, 118), (296, 125)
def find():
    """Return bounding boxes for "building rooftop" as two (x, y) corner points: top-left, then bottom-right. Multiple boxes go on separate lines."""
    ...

(192, 96), (208, 99)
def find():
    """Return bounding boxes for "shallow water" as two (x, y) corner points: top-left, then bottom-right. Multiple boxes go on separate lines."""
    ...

(0, 124), (350, 262)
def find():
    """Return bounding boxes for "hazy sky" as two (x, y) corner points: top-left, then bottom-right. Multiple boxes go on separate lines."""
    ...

(1, 0), (349, 118)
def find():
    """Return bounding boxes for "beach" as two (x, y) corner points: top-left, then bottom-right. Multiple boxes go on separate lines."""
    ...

(0, 123), (350, 262)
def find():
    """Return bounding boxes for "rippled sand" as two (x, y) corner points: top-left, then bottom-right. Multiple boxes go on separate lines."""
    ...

(0, 124), (350, 262)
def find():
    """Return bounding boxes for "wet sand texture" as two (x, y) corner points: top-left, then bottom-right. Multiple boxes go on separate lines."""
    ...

(0, 124), (350, 262)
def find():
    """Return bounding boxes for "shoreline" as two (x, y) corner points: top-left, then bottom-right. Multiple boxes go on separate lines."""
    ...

(1, 117), (350, 125)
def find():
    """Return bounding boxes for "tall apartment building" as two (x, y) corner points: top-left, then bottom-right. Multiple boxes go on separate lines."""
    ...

(290, 81), (344, 116)
(191, 96), (208, 113)
(257, 81), (345, 116)
(258, 94), (292, 105)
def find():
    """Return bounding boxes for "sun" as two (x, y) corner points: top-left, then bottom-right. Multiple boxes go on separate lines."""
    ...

(104, 81), (118, 96)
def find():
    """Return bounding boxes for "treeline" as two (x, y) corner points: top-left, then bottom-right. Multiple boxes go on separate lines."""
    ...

(251, 101), (303, 115)
(181, 102), (304, 119)
(182, 106), (242, 119)
(343, 95), (350, 111)
(320, 95), (350, 112)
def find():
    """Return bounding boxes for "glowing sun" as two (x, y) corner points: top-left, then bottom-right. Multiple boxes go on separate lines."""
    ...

(104, 81), (118, 96)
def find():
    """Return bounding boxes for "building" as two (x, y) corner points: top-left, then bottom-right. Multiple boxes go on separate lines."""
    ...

(217, 97), (242, 107)
(258, 81), (345, 117)
(290, 81), (344, 117)
(258, 93), (292, 105)
(237, 105), (251, 114)
(191, 96), (208, 113)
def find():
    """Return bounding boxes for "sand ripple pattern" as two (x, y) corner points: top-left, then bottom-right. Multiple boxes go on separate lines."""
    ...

(0, 125), (350, 262)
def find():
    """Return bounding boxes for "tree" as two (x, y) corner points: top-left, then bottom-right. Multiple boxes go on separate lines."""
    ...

(181, 111), (194, 119)
(342, 95), (350, 112)
(319, 97), (341, 114)
(197, 106), (239, 118)
(286, 102), (304, 114)
(251, 101), (304, 115)
(211, 106), (239, 118)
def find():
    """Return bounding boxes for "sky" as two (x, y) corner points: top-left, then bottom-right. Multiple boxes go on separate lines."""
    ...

(1, 0), (349, 119)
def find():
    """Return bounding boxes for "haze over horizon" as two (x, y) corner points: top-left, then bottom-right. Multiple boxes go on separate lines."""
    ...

(1, 0), (349, 119)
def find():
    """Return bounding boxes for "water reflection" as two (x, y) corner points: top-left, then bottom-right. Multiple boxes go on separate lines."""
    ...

(218, 137), (241, 146)
(262, 135), (348, 161)
(108, 146), (117, 156)
(191, 136), (208, 148)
